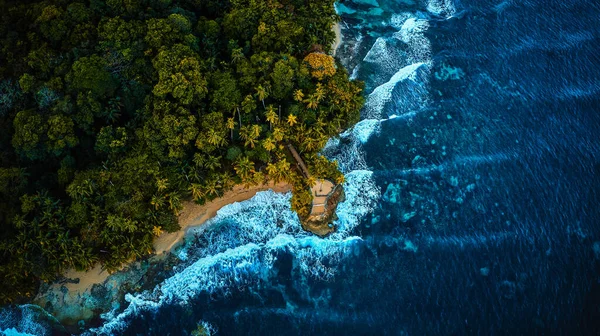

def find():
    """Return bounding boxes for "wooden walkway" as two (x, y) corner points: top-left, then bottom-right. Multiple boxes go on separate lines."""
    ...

(285, 144), (336, 217)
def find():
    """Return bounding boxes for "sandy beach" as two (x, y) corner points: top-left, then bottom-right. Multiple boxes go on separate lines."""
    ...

(153, 182), (292, 255)
(39, 182), (292, 300)
(32, 21), (341, 324)
(332, 22), (342, 56)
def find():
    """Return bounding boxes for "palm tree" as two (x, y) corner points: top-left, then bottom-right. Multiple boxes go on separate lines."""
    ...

(245, 137), (257, 148)
(152, 226), (163, 237)
(188, 183), (204, 201)
(156, 178), (169, 192)
(239, 125), (251, 141)
(240, 126), (258, 148)
(168, 193), (181, 213)
(220, 172), (235, 190)
(234, 156), (254, 180)
(207, 129), (224, 147)
(256, 85), (268, 108)
(315, 83), (326, 102)
(273, 127), (285, 142)
(242, 95), (256, 114)
(205, 177), (221, 197)
(265, 105), (278, 130)
(262, 137), (276, 151)
(306, 175), (317, 188)
(293, 123), (307, 143)
(293, 89), (304, 102)
(227, 117), (237, 140)
(205, 155), (221, 171)
(251, 124), (261, 138)
(275, 159), (291, 182)
(305, 94), (319, 110)
(151, 194), (165, 210)
(315, 117), (327, 131)
(287, 114), (298, 127)
(303, 137), (318, 151)
(266, 162), (278, 177)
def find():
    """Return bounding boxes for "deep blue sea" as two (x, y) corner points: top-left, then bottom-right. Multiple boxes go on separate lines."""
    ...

(2, 0), (600, 335)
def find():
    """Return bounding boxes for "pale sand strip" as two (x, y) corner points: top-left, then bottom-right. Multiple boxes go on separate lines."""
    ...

(332, 22), (342, 56)
(52, 182), (292, 296)
(153, 182), (292, 255)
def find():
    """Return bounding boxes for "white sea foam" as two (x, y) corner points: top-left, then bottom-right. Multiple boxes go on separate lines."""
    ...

(426, 0), (457, 17)
(363, 62), (427, 119)
(0, 305), (53, 336)
(89, 236), (365, 335)
(88, 168), (380, 335)
(363, 37), (404, 76)
(395, 17), (431, 63)
(0, 328), (37, 336)
(389, 13), (414, 29)
(362, 11), (433, 120)
(322, 135), (368, 173)
(352, 119), (381, 144)
(333, 170), (381, 238)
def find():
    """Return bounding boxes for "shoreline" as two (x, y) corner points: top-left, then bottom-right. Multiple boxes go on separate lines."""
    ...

(33, 21), (343, 325)
(332, 22), (342, 56)
(34, 182), (292, 309)
(39, 20), (342, 301)
(153, 182), (292, 255)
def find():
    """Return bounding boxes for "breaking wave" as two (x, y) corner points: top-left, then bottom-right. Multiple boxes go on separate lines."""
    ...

(87, 147), (380, 335)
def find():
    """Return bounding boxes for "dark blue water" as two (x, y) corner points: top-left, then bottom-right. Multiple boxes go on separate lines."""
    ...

(3, 0), (600, 335)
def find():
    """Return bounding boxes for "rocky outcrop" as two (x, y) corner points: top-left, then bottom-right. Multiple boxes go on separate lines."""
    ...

(302, 183), (345, 236)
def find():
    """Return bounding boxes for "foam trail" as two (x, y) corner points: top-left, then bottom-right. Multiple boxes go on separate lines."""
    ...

(363, 62), (427, 119)
(363, 13), (432, 120)
(423, 232), (515, 249)
(0, 305), (56, 336)
(88, 168), (381, 335)
(376, 165), (444, 178)
(427, 0), (457, 17)
(351, 119), (381, 144)
(453, 152), (517, 165)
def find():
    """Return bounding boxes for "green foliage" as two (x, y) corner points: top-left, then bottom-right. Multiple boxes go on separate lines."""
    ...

(18, 74), (35, 93)
(152, 44), (207, 104)
(12, 110), (47, 160)
(0, 80), (21, 116)
(0, 0), (363, 304)
(96, 126), (129, 155)
(46, 114), (78, 155)
(67, 55), (117, 97)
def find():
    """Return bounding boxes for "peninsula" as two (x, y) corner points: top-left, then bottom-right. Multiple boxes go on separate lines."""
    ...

(0, 0), (364, 308)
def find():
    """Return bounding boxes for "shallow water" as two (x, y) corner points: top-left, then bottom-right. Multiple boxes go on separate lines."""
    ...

(3, 0), (600, 334)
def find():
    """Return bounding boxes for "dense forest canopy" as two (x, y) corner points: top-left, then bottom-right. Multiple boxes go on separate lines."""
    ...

(0, 0), (364, 304)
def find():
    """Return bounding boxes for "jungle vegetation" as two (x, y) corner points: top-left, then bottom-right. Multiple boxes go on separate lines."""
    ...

(0, 0), (364, 304)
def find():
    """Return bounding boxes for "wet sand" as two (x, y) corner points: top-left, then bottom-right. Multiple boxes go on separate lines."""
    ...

(332, 23), (342, 56)
(41, 182), (292, 298)
(153, 182), (292, 255)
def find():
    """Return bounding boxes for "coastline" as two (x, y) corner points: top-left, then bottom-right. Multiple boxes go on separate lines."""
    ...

(332, 22), (342, 56)
(49, 19), (343, 297)
(69, 182), (291, 293)
(33, 182), (292, 324)
(153, 182), (292, 255)
(31, 20), (343, 327)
